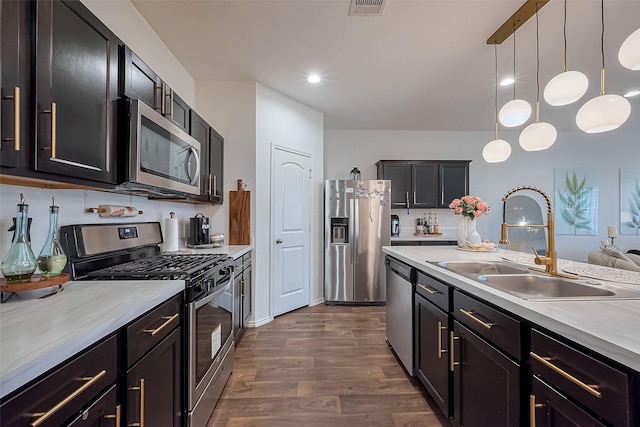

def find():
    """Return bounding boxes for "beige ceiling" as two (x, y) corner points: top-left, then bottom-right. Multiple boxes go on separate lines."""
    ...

(131, 0), (639, 132)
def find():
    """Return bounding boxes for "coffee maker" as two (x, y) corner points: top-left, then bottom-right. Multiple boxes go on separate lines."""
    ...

(391, 215), (400, 236)
(188, 213), (210, 246)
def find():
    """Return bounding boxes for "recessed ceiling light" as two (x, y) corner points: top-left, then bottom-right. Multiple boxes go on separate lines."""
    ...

(500, 77), (514, 86)
(624, 90), (640, 98)
(308, 74), (321, 83)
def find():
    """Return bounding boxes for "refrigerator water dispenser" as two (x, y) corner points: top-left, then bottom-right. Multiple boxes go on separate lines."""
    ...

(330, 218), (349, 243)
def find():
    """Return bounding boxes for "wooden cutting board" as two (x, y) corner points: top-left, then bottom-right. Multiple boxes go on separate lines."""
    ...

(229, 179), (251, 245)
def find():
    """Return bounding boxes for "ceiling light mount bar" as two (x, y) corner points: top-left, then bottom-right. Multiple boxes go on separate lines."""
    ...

(487, 0), (550, 45)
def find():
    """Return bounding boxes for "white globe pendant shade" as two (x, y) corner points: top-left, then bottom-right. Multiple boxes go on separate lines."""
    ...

(482, 139), (512, 163)
(519, 122), (557, 151)
(576, 94), (631, 133)
(543, 71), (589, 106)
(619, 28), (640, 70)
(498, 99), (532, 127)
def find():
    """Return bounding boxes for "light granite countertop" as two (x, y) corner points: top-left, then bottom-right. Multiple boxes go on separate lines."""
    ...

(382, 245), (640, 372)
(0, 279), (184, 399)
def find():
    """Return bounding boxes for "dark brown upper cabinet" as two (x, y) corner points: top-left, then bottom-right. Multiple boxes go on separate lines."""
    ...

(1, 0), (32, 171)
(376, 160), (470, 209)
(34, 0), (121, 184)
(189, 110), (223, 204)
(120, 46), (162, 111)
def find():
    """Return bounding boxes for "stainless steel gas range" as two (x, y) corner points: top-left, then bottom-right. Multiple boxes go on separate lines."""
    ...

(60, 221), (234, 427)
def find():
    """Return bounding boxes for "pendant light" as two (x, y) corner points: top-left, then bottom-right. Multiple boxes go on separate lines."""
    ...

(499, 26), (531, 127)
(484, 44), (512, 163)
(576, 0), (631, 133)
(543, 0), (588, 106)
(520, 4), (557, 151)
(619, 27), (640, 70)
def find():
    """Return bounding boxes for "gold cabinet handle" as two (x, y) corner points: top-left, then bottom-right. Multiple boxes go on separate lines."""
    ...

(41, 103), (57, 158)
(459, 308), (496, 330)
(413, 191), (416, 205)
(449, 331), (460, 371)
(143, 313), (179, 336)
(208, 174), (213, 195)
(104, 404), (121, 426)
(213, 175), (217, 196)
(530, 352), (602, 398)
(529, 394), (544, 426)
(128, 378), (145, 427)
(417, 284), (440, 295)
(170, 88), (174, 119)
(2, 86), (20, 150)
(30, 370), (107, 427)
(437, 321), (447, 359)
(406, 192), (409, 208)
(161, 82), (166, 115)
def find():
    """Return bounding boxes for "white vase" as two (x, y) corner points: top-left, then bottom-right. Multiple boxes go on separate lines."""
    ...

(458, 216), (481, 248)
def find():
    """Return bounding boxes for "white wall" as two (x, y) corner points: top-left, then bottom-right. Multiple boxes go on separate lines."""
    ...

(256, 84), (325, 322)
(194, 82), (257, 238)
(193, 82), (324, 326)
(81, 0), (196, 106)
(0, 186), (197, 265)
(324, 129), (640, 261)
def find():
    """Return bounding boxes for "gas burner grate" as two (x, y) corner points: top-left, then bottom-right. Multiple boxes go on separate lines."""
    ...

(87, 253), (228, 279)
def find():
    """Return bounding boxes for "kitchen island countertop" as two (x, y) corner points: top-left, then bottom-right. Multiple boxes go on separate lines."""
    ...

(382, 245), (640, 372)
(0, 279), (184, 399)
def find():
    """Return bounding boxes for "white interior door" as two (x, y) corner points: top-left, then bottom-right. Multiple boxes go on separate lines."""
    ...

(272, 146), (311, 316)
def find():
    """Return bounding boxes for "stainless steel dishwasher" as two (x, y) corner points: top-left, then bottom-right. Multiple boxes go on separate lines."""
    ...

(385, 255), (414, 375)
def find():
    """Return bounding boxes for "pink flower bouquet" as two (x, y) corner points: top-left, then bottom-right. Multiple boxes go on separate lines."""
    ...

(449, 195), (490, 220)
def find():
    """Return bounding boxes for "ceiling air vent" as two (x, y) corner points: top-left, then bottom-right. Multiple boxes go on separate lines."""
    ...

(349, 0), (386, 16)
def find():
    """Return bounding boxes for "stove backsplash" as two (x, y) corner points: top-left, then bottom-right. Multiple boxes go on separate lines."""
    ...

(0, 185), (212, 271)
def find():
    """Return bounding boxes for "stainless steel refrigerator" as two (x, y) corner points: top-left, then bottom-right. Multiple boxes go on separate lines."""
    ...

(324, 179), (391, 304)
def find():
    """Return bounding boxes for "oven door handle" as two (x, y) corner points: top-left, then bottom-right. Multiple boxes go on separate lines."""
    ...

(194, 278), (232, 309)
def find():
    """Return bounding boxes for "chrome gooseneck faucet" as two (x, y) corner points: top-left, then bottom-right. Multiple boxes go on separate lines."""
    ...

(500, 186), (576, 279)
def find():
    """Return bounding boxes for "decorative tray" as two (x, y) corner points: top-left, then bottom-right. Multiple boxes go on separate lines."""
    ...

(456, 246), (499, 253)
(561, 266), (640, 285)
(0, 273), (69, 293)
(501, 253), (571, 267)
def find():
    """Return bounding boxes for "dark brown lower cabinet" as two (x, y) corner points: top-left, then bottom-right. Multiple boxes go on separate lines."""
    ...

(530, 376), (607, 427)
(66, 385), (119, 427)
(452, 321), (520, 427)
(126, 327), (182, 427)
(0, 335), (118, 427)
(415, 292), (450, 417)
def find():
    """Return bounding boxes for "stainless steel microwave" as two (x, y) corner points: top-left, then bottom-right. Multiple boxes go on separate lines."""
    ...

(118, 99), (201, 196)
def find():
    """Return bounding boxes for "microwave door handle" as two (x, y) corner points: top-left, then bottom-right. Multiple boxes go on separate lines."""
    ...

(187, 146), (201, 186)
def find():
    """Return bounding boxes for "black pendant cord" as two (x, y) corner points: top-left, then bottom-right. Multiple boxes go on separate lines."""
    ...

(494, 43), (499, 140)
(563, 0), (567, 71)
(512, 25), (517, 100)
(536, 4), (540, 105)
(601, 0), (605, 71)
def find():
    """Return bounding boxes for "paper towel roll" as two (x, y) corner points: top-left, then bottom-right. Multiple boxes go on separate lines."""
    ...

(164, 214), (179, 252)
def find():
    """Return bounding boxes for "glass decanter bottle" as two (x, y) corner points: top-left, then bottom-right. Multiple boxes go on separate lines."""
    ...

(1, 193), (37, 283)
(37, 197), (67, 277)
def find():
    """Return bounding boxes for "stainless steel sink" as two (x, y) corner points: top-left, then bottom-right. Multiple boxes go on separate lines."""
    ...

(437, 261), (531, 276)
(477, 274), (640, 301)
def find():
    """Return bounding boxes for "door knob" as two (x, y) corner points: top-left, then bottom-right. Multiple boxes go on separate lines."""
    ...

(276, 239), (282, 244)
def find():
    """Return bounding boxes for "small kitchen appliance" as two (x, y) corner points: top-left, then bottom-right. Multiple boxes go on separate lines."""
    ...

(391, 215), (400, 237)
(189, 213), (211, 246)
(59, 221), (234, 427)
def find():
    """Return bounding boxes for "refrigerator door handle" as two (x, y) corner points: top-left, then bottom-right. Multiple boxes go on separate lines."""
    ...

(349, 198), (355, 264)
(353, 198), (359, 265)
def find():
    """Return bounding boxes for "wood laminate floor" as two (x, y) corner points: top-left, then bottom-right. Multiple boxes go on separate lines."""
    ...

(208, 304), (450, 427)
